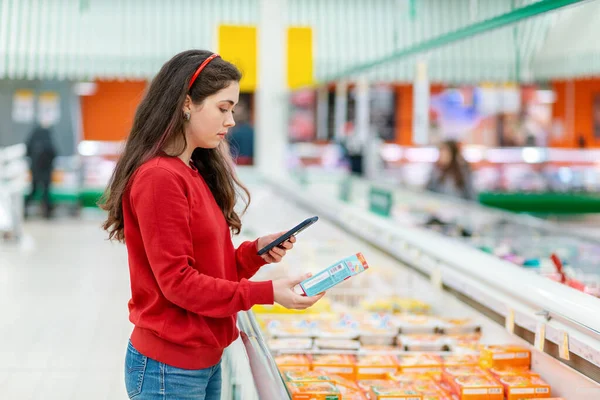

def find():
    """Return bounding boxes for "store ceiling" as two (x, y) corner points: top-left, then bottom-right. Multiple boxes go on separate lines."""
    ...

(0, 0), (596, 83)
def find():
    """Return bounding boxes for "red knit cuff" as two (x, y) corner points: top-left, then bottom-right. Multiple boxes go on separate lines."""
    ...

(248, 280), (274, 306)
(246, 239), (269, 268)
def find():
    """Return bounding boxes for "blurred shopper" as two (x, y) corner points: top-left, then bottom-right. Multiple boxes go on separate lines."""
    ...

(426, 140), (475, 200)
(227, 99), (254, 165)
(100, 50), (324, 400)
(24, 124), (57, 219)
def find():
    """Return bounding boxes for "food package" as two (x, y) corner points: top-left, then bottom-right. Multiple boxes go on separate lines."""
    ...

(395, 315), (442, 334)
(359, 323), (399, 346)
(398, 334), (451, 351)
(287, 381), (341, 400)
(283, 370), (333, 383)
(479, 345), (531, 369)
(441, 367), (494, 395)
(314, 338), (361, 351)
(397, 354), (444, 379)
(442, 354), (479, 367)
(451, 375), (504, 400)
(369, 386), (424, 400)
(267, 338), (313, 352)
(498, 375), (552, 400)
(312, 354), (357, 380)
(275, 354), (312, 372)
(438, 318), (482, 335)
(356, 354), (399, 379)
(298, 253), (370, 296)
(267, 319), (320, 339)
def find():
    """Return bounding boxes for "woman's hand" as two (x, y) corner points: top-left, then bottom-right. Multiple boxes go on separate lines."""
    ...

(257, 232), (296, 263)
(273, 274), (325, 310)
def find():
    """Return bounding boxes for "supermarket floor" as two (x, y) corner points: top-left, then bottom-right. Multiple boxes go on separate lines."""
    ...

(1, 178), (597, 399)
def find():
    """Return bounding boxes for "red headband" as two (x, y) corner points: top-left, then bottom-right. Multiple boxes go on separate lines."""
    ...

(188, 53), (220, 89)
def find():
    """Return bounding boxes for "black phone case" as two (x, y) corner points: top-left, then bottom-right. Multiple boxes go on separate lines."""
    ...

(256, 216), (319, 256)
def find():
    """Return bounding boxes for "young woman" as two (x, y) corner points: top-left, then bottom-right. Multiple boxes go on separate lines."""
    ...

(101, 50), (324, 399)
(426, 139), (475, 200)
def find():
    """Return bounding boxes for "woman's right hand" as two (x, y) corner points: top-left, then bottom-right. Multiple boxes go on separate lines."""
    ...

(272, 274), (325, 310)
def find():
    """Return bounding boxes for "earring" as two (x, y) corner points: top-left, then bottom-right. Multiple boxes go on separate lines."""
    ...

(184, 111), (191, 121)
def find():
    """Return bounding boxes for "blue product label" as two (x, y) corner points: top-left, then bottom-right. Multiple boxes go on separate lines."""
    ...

(300, 261), (351, 297)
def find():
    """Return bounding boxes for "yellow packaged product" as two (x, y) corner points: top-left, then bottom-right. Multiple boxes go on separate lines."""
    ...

(488, 367), (539, 379)
(479, 345), (531, 369)
(356, 354), (399, 379)
(312, 354), (357, 380)
(498, 375), (551, 400)
(441, 367), (493, 395)
(287, 381), (341, 400)
(276, 354), (312, 372)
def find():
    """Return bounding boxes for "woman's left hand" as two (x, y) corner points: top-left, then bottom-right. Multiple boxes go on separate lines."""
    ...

(257, 232), (296, 263)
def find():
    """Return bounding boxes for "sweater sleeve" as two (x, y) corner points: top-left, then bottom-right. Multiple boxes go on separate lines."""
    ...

(235, 239), (268, 281)
(131, 167), (274, 318)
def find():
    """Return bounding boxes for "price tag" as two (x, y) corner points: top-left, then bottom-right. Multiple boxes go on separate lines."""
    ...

(534, 322), (546, 351)
(559, 331), (570, 360)
(431, 266), (443, 290)
(505, 309), (515, 334)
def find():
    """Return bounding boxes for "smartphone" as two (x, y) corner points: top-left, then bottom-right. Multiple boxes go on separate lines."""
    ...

(257, 216), (319, 256)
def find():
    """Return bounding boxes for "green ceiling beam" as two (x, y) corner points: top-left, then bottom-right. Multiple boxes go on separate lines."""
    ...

(324, 0), (588, 82)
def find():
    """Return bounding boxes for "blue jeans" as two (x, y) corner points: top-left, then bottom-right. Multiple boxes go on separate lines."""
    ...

(125, 340), (222, 399)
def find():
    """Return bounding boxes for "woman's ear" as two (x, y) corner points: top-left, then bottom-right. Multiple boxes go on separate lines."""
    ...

(182, 95), (192, 113)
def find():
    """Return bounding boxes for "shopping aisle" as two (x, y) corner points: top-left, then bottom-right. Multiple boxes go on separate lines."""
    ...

(0, 218), (132, 399)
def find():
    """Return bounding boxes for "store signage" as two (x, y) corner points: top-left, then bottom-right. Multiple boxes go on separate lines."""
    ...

(368, 186), (393, 217)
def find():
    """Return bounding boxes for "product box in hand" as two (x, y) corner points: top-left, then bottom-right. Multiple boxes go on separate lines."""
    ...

(298, 253), (369, 296)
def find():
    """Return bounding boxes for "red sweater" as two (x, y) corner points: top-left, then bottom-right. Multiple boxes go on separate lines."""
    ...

(123, 155), (274, 370)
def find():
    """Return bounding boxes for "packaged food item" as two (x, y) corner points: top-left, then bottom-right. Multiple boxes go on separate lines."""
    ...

(275, 354), (312, 372)
(398, 334), (451, 351)
(438, 318), (482, 334)
(360, 297), (431, 314)
(317, 315), (361, 340)
(356, 354), (399, 379)
(395, 315), (442, 334)
(312, 354), (357, 380)
(327, 374), (361, 391)
(298, 253), (370, 296)
(359, 323), (399, 346)
(447, 334), (483, 346)
(479, 345), (531, 369)
(287, 381), (341, 400)
(284, 370), (333, 383)
(388, 372), (435, 384)
(498, 375), (551, 400)
(488, 367), (539, 379)
(360, 344), (398, 353)
(442, 354), (479, 367)
(314, 338), (361, 351)
(369, 386), (424, 400)
(267, 319), (319, 338)
(452, 375), (504, 400)
(441, 367), (494, 395)
(267, 338), (313, 352)
(356, 379), (396, 393)
(398, 354), (444, 378)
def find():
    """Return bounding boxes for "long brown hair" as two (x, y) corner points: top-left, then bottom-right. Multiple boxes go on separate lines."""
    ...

(100, 50), (249, 242)
(438, 139), (466, 189)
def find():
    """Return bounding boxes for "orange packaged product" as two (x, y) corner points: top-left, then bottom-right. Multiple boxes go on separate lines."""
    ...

(357, 379), (397, 393)
(398, 354), (444, 380)
(369, 386), (423, 400)
(276, 354), (312, 372)
(422, 393), (452, 400)
(479, 345), (531, 369)
(356, 354), (399, 379)
(327, 374), (361, 391)
(453, 375), (504, 400)
(287, 381), (341, 400)
(312, 354), (357, 380)
(443, 354), (479, 367)
(441, 367), (493, 395)
(388, 371), (435, 384)
(488, 367), (539, 379)
(284, 370), (333, 383)
(498, 375), (551, 399)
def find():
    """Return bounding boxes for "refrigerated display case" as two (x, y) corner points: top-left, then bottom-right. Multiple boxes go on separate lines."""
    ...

(222, 174), (600, 399)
